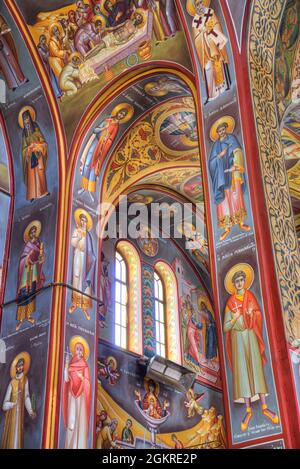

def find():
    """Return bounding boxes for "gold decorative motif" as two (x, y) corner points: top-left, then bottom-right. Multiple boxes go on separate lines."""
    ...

(249, 0), (300, 345)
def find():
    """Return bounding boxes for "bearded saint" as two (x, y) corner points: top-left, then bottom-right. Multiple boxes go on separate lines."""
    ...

(191, 0), (231, 103)
(19, 107), (49, 202)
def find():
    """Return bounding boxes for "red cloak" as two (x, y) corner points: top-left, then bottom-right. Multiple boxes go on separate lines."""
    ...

(225, 290), (267, 369)
(63, 351), (91, 429)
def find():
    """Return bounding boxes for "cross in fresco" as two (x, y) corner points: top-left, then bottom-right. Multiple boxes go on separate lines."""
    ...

(231, 301), (241, 315)
(192, 16), (203, 29)
(203, 10), (213, 24)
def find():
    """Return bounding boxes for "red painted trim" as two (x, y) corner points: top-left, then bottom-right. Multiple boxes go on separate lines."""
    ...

(221, 0), (300, 448)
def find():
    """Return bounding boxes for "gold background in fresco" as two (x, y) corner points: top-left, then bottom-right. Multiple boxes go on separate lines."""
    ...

(103, 97), (201, 202)
(249, 0), (300, 345)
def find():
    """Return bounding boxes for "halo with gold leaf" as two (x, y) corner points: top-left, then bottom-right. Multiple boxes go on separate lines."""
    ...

(23, 220), (42, 243)
(224, 263), (254, 295)
(69, 52), (82, 63)
(92, 14), (107, 29)
(106, 356), (117, 371)
(18, 106), (36, 129)
(144, 81), (168, 97)
(210, 116), (236, 142)
(69, 335), (90, 360)
(197, 294), (214, 317)
(99, 0), (117, 17)
(186, 0), (211, 16)
(177, 222), (196, 238)
(49, 21), (63, 38)
(10, 352), (31, 378)
(131, 8), (146, 29)
(74, 208), (93, 231)
(111, 103), (134, 124)
(144, 377), (159, 397)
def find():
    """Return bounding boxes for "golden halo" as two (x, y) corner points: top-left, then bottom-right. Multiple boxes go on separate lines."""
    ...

(23, 220), (42, 243)
(18, 106), (36, 129)
(106, 356), (117, 371)
(186, 0), (211, 16)
(144, 378), (159, 397)
(69, 335), (90, 360)
(224, 263), (254, 295)
(100, 0), (116, 17)
(49, 21), (63, 37)
(69, 52), (82, 63)
(74, 208), (93, 231)
(131, 9), (146, 29)
(92, 15), (107, 29)
(177, 222), (196, 237)
(144, 81), (168, 97)
(111, 103), (134, 124)
(210, 116), (236, 142)
(10, 352), (31, 379)
(198, 294), (214, 317)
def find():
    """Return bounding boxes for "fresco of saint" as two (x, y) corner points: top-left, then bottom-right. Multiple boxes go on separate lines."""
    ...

(63, 336), (91, 449)
(223, 264), (279, 432)
(18, 106), (49, 202)
(209, 116), (250, 241)
(16, 220), (45, 331)
(1, 352), (36, 449)
(79, 103), (134, 198)
(134, 379), (169, 420)
(187, 0), (231, 103)
(99, 252), (112, 328)
(69, 209), (96, 321)
(0, 16), (28, 91)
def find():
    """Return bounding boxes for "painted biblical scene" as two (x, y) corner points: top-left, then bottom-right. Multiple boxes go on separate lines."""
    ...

(0, 323), (50, 449)
(221, 262), (282, 444)
(0, 124), (9, 192)
(96, 340), (225, 449)
(16, 0), (192, 139)
(180, 289), (219, 386)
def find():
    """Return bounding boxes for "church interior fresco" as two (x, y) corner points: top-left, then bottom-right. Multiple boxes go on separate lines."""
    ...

(0, 0), (299, 451)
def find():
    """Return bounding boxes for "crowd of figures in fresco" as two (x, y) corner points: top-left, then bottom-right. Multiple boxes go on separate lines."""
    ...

(28, 1), (180, 100)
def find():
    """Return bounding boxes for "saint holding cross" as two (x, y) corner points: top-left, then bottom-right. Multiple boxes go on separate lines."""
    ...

(187, 0), (231, 103)
(223, 264), (279, 432)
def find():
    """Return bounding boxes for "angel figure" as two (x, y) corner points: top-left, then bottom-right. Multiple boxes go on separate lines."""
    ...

(184, 388), (205, 418)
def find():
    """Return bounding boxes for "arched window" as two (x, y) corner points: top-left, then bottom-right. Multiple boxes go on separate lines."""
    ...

(155, 262), (181, 363)
(154, 271), (166, 358)
(114, 241), (142, 354)
(114, 250), (128, 349)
